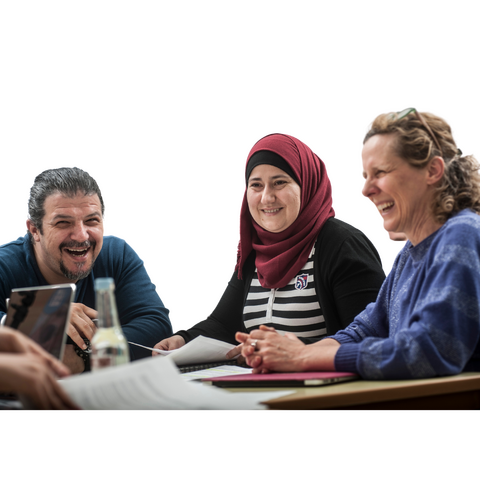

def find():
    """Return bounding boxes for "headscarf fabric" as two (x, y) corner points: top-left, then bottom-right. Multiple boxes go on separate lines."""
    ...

(236, 133), (335, 289)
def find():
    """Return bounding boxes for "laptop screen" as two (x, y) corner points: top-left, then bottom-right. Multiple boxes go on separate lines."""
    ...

(4, 284), (76, 360)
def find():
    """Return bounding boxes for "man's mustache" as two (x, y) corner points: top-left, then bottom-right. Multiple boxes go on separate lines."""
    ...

(59, 240), (96, 250)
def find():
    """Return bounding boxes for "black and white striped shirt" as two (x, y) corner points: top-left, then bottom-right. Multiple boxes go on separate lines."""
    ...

(242, 244), (326, 339)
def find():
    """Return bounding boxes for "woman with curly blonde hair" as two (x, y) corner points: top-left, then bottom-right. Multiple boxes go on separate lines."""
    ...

(238, 109), (480, 380)
(363, 108), (480, 225)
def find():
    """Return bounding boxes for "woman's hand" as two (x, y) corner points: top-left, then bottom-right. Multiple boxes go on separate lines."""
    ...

(152, 335), (185, 355)
(235, 325), (340, 373)
(235, 325), (306, 373)
(225, 344), (247, 365)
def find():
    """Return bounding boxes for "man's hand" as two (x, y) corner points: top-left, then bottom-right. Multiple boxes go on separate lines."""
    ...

(62, 344), (86, 374)
(68, 303), (98, 349)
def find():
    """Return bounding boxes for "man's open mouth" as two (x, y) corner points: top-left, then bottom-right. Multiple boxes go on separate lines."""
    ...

(65, 247), (90, 257)
(61, 242), (95, 259)
(64, 247), (91, 259)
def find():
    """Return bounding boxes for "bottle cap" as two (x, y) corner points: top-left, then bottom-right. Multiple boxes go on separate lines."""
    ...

(95, 277), (115, 290)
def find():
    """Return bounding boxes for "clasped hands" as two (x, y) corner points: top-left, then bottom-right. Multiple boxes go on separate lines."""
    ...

(154, 325), (340, 375)
(234, 325), (340, 374)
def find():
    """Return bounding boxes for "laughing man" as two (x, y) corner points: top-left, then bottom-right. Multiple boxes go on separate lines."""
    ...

(0, 167), (172, 373)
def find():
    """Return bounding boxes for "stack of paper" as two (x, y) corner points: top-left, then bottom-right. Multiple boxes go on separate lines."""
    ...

(58, 355), (290, 410)
(181, 364), (252, 382)
(128, 335), (239, 366)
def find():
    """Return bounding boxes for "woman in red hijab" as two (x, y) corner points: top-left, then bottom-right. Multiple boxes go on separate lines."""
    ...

(154, 134), (385, 359)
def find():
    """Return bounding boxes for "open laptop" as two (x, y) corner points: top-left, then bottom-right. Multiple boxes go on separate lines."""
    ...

(2, 284), (76, 360)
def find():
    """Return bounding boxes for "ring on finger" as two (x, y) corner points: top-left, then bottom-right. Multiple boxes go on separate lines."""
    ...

(251, 340), (258, 349)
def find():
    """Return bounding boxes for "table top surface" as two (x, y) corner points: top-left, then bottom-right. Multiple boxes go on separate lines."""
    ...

(228, 371), (480, 409)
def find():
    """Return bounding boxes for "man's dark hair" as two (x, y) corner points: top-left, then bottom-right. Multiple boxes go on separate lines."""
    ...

(28, 167), (105, 236)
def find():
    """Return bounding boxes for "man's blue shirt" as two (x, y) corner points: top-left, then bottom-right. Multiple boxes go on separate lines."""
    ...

(0, 234), (172, 360)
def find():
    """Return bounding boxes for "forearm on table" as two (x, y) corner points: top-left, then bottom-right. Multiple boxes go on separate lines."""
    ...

(299, 342), (340, 371)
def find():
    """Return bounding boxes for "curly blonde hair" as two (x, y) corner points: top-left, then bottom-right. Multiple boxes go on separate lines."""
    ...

(364, 110), (480, 224)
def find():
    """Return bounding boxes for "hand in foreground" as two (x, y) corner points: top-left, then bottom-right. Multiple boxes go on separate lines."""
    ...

(68, 303), (98, 349)
(152, 335), (185, 355)
(0, 327), (70, 378)
(0, 328), (78, 409)
(0, 353), (79, 409)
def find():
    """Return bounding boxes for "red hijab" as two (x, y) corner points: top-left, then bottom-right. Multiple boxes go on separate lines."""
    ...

(236, 133), (335, 289)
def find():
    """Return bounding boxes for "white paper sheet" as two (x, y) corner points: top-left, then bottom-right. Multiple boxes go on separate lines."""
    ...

(59, 355), (290, 410)
(181, 365), (253, 381)
(129, 335), (238, 366)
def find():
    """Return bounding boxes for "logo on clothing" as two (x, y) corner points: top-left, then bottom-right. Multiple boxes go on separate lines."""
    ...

(295, 274), (309, 290)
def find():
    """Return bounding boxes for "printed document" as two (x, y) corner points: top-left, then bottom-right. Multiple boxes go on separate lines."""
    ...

(58, 355), (290, 410)
(128, 335), (238, 365)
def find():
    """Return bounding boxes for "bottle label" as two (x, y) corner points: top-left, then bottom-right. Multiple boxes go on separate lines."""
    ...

(90, 345), (129, 371)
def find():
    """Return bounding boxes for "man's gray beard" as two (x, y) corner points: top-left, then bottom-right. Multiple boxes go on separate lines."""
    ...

(60, 260), (94, 282)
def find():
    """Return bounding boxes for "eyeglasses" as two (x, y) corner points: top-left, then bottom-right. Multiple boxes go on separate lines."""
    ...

(395, 108), (442, 153)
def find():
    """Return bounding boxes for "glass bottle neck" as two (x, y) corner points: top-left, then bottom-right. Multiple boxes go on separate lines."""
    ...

(95, 288), (121, 329)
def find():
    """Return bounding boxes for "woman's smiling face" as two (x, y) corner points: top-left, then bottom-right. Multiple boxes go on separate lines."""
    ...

(361, 133), (439, 245)
(247, 164), (301, 233)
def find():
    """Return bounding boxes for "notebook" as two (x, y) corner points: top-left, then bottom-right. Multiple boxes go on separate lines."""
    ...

(3, 284), (76, 360)
(202, 371), (359, 388)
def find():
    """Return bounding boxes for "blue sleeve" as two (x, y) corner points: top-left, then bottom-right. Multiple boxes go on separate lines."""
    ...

(100, 239), (173, 360)
(332, 219), (480, 379)
(0, 237), (44, 320)
(329, 271), (394, 375)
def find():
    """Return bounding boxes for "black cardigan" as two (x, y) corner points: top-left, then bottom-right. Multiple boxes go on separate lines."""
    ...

(177, 218), (386, 345)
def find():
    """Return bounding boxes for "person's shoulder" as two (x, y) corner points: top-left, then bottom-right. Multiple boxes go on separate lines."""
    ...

(317, 216), (387, 271)
(436, 210), (480, 245)
(0, 236), (29, 260)
(102, 232), (139, 252)
(317, 217), (370, 243)
(0, 236), (33, 288)
(441, 210), (480, 236)
(433, 209), (480, 250)
(317, 216), (383, 253)
(0, 235), (28, 249)
(97, 236), (139, 262)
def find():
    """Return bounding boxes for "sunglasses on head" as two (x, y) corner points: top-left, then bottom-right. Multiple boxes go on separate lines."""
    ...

(392, 105), (442, 152)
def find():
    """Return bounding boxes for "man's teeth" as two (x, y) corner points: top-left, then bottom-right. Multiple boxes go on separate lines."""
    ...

(66, 248), (88, 256)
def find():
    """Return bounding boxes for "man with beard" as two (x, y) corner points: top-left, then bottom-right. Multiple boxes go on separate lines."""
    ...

(0, 168), (172, 373)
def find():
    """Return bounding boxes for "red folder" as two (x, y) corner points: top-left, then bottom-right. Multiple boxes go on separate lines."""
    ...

(202, 371), (358, 388)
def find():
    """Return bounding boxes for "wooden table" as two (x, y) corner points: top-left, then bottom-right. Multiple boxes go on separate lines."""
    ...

(248, 372), (480, 409)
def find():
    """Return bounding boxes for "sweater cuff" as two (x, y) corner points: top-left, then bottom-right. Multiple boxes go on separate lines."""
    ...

(174, 330), (193, 343)
(329, 332), (357, 344)
(334, 343), (362, 374)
